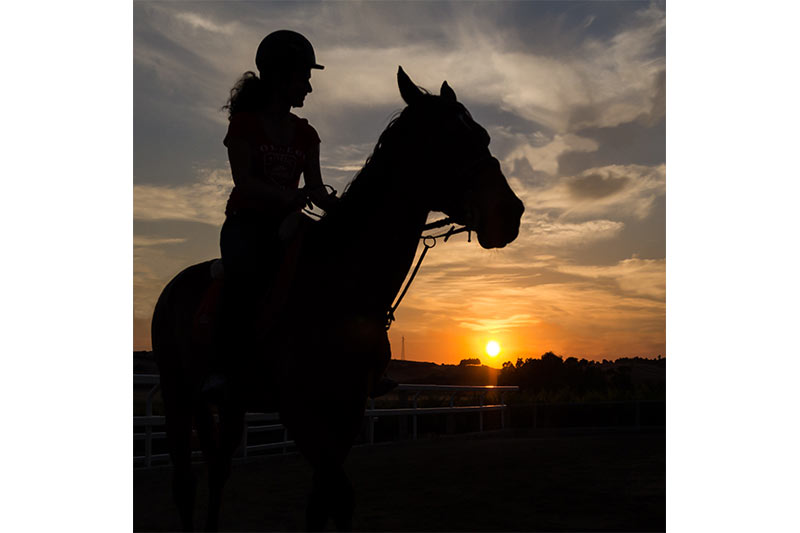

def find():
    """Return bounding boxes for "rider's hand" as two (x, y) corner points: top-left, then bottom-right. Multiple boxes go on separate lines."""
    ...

(282, 189), (309, 210)
(309, 186), (339, 212)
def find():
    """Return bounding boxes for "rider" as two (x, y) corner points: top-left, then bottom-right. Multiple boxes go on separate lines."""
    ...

(204, 30), (336, 398)
(205, 30), (395, 400)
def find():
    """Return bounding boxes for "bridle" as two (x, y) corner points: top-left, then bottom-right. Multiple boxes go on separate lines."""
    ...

(384, 154), (498, 330)
(301, 125), (501, 331)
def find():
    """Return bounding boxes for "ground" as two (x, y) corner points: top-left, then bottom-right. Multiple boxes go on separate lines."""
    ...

(134, 428), (664, 532)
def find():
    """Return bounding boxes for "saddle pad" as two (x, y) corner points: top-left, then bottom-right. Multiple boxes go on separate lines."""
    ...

(191, 214), (313, 342)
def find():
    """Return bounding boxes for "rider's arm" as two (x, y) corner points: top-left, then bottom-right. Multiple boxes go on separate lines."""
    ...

(227, 138), (305, 208)
(303, 143), (338, 211)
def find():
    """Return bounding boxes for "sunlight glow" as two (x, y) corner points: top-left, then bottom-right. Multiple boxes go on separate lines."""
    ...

(486, 340), (501, 357)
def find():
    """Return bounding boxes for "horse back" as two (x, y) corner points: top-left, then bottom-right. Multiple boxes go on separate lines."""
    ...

(152, 259), (218, 389)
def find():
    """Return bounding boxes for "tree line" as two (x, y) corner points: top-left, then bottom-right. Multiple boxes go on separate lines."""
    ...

(498, 352), (665, 402)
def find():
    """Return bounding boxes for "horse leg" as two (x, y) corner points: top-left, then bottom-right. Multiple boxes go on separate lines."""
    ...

(306, 464), (355, 532)
(331, 467), (355, 532)
(195, 402), (244, 532)
(163, 388), (197, 531)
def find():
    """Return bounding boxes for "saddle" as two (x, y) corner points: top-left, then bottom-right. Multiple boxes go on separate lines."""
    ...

(192, 212), (314, 346)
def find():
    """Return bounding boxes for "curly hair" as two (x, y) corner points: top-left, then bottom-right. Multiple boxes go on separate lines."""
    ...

(222, 71), (268, 118)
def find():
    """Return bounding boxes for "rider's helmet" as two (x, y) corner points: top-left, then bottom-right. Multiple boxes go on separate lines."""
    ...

(255, 30), (324, 74)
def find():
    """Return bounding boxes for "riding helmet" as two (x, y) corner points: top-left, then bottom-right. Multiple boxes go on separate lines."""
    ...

(255, 30), (324, 73)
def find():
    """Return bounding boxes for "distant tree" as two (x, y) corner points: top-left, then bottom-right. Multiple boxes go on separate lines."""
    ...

(459, 357), (481, 366)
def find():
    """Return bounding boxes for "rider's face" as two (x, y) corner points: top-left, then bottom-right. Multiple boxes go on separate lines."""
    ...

(286, 68), (312, 108)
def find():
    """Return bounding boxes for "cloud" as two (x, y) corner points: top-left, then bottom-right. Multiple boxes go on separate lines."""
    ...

(133, 236), (188, 247)
(458, 314), (540, 333)
(388, 256), (665, 359)
(174, 11), (237, 35)
(133, 167), (231, 225)
(557, 256), (666, 301)
(135, 2), (665, 135)
(504, 132), (598, 176)
(528, 218), (625, 246)
(568, 173), (630, 199)
(518, 163), (666, 220)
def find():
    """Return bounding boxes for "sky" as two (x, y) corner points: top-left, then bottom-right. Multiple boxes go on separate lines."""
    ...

(133, 0), (666, 365)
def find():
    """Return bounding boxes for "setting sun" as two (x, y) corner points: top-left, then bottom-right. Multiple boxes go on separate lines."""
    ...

(485, 340), (501, 358)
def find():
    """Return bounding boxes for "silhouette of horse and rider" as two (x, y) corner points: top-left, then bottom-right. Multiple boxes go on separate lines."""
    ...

(152, 30), (523, 532)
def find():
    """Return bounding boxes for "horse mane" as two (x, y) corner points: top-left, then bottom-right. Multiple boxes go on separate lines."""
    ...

(321, 90), (437, 229)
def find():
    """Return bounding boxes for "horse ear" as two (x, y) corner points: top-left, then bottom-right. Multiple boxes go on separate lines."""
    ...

(398, 66), (423, 106)
(440, 81), (457, 102)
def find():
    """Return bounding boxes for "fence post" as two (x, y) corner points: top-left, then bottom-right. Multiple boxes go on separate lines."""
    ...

(145, 383), (160, 468)
(241, 421), (248, 459)
(446, 393), (457, 434)
(479, 392), (486, 432)
(412, 392), (420, 440)
(398, 391), (408, 439)
(369, 398), (376, 445)
(500, 391), (506, 430)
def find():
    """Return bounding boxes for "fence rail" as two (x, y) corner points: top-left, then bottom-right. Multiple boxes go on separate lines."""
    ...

(134, 374), (518, 468)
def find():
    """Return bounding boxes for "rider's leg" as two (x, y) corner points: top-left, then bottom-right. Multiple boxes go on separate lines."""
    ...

(205, 212), (278, 398)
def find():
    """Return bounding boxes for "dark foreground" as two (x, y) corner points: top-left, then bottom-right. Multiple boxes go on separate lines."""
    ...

(134, 429), (665, 532)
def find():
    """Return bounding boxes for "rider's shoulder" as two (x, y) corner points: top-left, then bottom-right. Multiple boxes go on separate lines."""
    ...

(225, 111), (261, 142)
(289, 113), (321, 147)
(228, 110), (261, 127)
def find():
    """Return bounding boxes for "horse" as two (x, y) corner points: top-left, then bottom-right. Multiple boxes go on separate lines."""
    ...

(151, 66), (524, 531)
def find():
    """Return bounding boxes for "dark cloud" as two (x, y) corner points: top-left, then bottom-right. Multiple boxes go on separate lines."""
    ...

(134, 76), (227, 186)
(172, 0), (456, 52)
(568, 173), (631, 199)
(557, 118), (665, 176)
(562, 195), (665, 266)
(485, 1), (659, 58)
(510, 157), (551, 187)
(558, 69), (665, 175)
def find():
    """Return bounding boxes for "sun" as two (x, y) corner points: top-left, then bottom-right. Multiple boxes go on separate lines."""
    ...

(485, 340), (501, 358)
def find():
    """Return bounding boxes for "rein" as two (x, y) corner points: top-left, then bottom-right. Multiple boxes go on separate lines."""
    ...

(383, 157), (497, 328)
(385, 219), (471, 330)
(301, 156), (496, 331)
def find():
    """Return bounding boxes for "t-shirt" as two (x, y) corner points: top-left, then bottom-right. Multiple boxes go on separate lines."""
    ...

(223, 112), (321, 215)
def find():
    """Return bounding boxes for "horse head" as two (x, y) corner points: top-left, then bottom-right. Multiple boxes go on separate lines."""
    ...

(396, 67), (524, 249)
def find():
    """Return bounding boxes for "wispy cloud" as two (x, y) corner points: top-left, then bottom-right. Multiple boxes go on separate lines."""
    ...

(458, 314), (540, 333)
(528, 218), (625, 247)
(516, 163), (666, 220)
(557, 256), (666, 301)
(133, 168), (231, 225)
(135, 2), (665, 134)
(133, 236), (187, 247)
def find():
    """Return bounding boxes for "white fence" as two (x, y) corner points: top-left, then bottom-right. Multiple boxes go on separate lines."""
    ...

(134, 374), (518, 468)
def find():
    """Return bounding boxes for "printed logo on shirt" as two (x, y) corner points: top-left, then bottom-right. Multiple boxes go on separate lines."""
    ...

(259, 144), (306, 188)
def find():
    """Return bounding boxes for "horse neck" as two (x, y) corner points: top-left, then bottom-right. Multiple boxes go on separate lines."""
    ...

(322, 163), (429, 320)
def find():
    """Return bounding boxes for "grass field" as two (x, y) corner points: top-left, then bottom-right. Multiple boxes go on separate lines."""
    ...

(134, 428), (665, 532)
